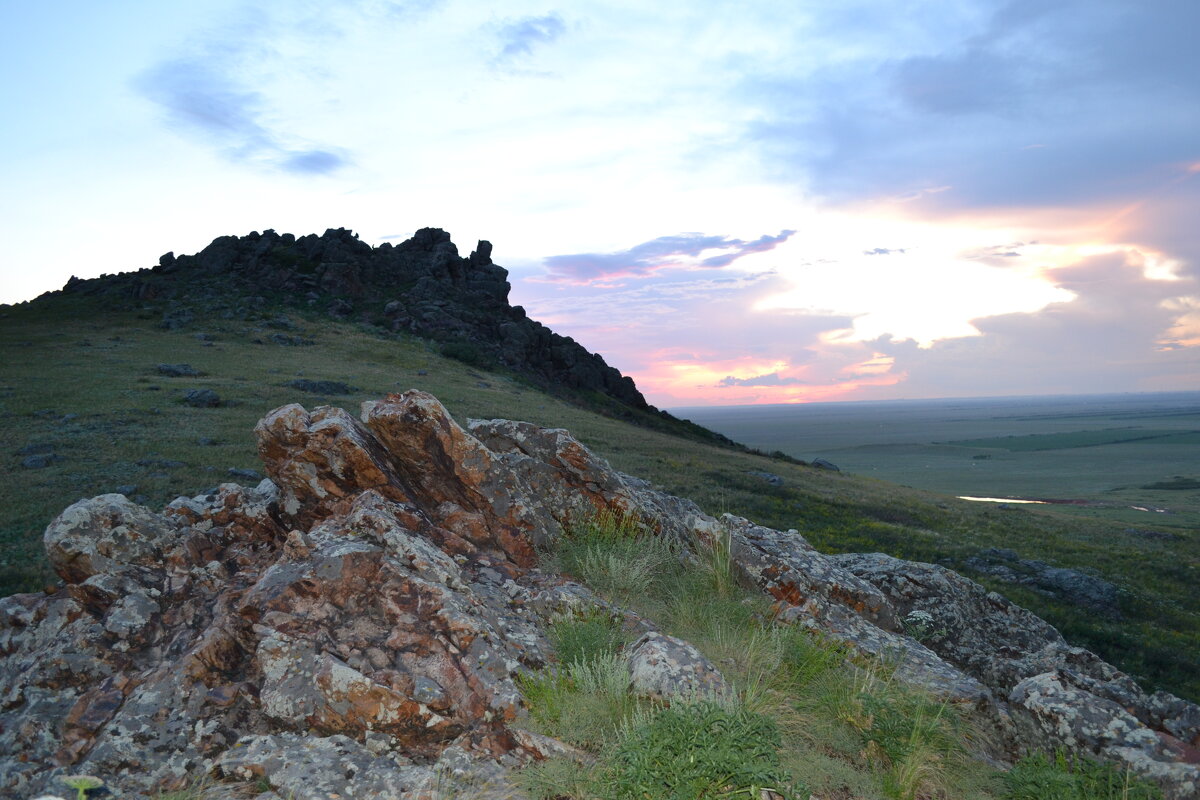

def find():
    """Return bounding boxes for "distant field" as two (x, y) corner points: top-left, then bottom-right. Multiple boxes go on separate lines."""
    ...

(673, 394), (1200, 529)
(943, 427), (1200, 451)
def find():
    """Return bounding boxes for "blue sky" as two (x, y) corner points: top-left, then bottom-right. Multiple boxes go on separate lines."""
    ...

(3, 0), (1197, 405)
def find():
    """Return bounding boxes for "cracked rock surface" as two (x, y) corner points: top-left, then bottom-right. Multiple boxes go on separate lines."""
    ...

(2, 390), (1197, 799)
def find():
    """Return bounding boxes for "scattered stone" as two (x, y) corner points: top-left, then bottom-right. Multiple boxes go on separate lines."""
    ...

(114, 485), (138, 496)
(183, 389), (221, 408)
(285, 379), (355, 395)
(193, 333), (216, 342)
(18, 443), (55, 456)
(625, 631), (732, 702)
(264, 316), (295, 330)
(160, 309), (194, 330)
(811, 458), (840, 472)
(269, 333), (315, 347)
(748, 470), (783, 486)
(227, 468), (261, 481)
(156, 364), (202, 377)
(196, 437), (217, 446)
(20, 454), (59, 469)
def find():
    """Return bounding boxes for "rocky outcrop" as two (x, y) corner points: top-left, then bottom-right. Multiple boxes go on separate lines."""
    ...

(2, 391), (1198, 799)
(833, 552), (1200, 796)
(963, 546), (1121, 614)
(60, 227), (649, 412)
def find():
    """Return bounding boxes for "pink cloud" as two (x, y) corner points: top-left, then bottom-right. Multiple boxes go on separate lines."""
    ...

(537, 230), (795, 285)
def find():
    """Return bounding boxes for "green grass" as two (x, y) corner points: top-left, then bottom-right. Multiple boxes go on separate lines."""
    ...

(517, 513), (1168, 800)
(2, 293), (1199, 705)
(520, 513), (993, 799)
(1000, 751), (1164, 799)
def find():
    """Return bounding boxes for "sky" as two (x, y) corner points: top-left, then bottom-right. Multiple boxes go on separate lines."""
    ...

(3, 0), (1198, 407)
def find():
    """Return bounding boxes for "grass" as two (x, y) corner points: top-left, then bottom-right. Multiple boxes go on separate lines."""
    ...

(1, 292), (1199, 705)
(520, 514), (982, 799)
(1000, 751), (1164, 799)
(516, 512), (1168, 800)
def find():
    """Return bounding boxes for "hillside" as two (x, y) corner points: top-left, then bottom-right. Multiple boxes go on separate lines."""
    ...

(1, 229), (1198, 797)
(3, 386), (1196, 799)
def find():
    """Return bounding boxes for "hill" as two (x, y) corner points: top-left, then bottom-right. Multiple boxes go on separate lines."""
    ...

(0, 226), (1195, 705)
(3, 388), (1196, 798)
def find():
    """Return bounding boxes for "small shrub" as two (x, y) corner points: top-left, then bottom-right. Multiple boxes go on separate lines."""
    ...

(439, 340), (491, 368)
(901, 609), (947, 644)
(558, 512), (675, 604)
(604, 701), (804, 800)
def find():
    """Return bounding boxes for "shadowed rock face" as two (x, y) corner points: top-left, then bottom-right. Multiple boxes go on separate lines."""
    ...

(63, 226), (650, 411)
(2, 391), (1198, 799)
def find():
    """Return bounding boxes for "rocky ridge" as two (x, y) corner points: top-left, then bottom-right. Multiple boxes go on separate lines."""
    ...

(1, 391), (1198, 799)
(56, 227), (651, 414)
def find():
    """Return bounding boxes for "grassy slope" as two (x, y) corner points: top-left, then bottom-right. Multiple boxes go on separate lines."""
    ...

(1, 294), (1197, 702)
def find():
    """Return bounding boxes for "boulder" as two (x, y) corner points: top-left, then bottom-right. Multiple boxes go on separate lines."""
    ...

(625, 631), (732, 702)
(285, 379), (355, 395)
(964, 548), (1121, 614)
(182, 388), (220, 408)
(156, 363), (201, 377)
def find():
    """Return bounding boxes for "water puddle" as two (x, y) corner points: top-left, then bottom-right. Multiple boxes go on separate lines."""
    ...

(958, 496), (1048, 504)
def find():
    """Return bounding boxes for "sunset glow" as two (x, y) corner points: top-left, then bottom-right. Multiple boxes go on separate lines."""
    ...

(2, 1), (1196, 406)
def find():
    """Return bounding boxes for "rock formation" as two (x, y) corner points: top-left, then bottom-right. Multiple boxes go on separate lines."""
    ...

(58, 227), (649, 413)
(2, 391), (1197, 799)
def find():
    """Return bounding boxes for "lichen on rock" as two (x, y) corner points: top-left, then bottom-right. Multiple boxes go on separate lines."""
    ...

(1, 390), (1197, 799)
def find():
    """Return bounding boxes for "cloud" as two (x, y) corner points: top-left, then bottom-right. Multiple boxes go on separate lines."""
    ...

(863, 247), (905, 256)
(736, 0), (1200, 213)
(492, 13), (566, 65)
(868, 249), (1200, 397)
(134, 20), (350, 175)
(718, 372), (808, 387)
(540, 230), (795, 284)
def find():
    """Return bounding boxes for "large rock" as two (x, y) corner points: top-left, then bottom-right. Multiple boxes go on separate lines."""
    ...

(43, 493), (178, 584)
(624, 631), (732, 702)
(833, 552), (1200, 795)
(3, 392), (1199, 799)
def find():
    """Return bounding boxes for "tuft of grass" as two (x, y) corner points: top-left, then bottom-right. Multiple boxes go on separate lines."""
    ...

(1001, 750), (1163, 800)
(550, 609), (629, 668)
(554, 512), (677, 605)
(604, 701), (804, 800)
(517, 652), (648, 752)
